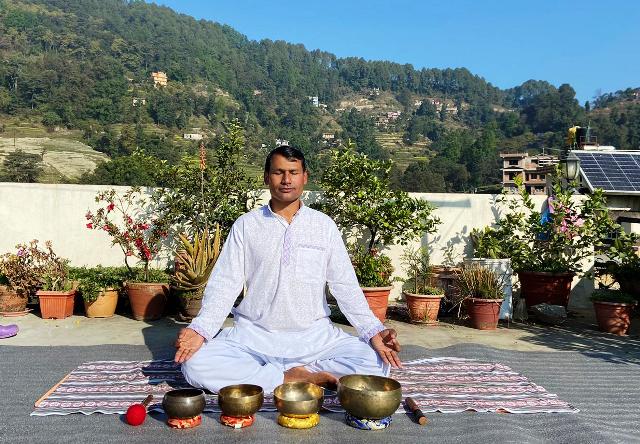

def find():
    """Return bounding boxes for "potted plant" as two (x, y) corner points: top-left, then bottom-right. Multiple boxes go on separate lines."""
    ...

(313, 141), (440, 322)
(453, 264), (504, 330)
(0, 245), (35, 314)
(590, 289), (636, 336)
(33, 242), (75, 319)
(0, 240), (74, 318)
(347, 244), (395, 322)
(400, 246), (444, 324)
(70, 266), (128, 318)
(86, 187), (170, 321)
(604, 231), (640, 299)
(171, 225), (222, 320)
(467, 227), (513, 320)
(494, 172), (616, 308)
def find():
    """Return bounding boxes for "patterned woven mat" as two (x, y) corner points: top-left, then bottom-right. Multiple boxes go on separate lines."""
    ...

(31, 357), (578, 416)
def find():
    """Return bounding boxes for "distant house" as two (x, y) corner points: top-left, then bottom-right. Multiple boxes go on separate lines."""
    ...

(253, 89), (262, 96)
(151, 71), (167, 87)
(322, 133), (335, 140)
(386, 111), (402, 120)
(132, 97), (146, 106)
(276, 138), (289, 146)
(183, 133), (203, 141)
(501, 152), (559, 195)
(308, 96), (319, 107)
(414, 100), (423, 107)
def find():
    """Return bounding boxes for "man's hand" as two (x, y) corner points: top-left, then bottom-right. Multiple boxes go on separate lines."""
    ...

(174, 328), (205, 364)
(370, 328), (402, 368)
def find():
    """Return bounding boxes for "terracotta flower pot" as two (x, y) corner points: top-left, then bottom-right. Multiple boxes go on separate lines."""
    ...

(37, 290), (76, 319)
(466, 298), (503, 330)
(404, 292), (443, 324)
(126, 282), (168, 321)
(361, 286), (392, 323)
(593, 301), (634, 336)
(518, 271), (575, 308)
(84, 289), (119, 318)
(0, 286), (28, 313)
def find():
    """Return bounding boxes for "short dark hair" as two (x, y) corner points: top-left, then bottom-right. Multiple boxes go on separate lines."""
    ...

(264, 145), (306, 172)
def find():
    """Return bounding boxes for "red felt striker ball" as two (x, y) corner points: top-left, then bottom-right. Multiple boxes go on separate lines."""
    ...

(126, 404), (147, 426)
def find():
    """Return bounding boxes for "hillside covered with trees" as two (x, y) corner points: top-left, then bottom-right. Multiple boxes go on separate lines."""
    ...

(0, 0), (638, 191)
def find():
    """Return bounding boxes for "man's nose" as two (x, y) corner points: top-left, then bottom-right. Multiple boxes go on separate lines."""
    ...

(282, 172), (292, 183)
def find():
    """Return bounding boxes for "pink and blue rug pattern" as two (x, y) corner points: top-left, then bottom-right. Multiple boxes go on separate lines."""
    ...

(32, 357), (578, 416)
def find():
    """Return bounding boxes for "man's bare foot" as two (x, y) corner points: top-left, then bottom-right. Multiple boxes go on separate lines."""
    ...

(284, 366), (338, 389)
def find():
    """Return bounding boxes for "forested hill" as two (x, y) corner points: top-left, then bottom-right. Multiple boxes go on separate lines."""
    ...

(1, 0), (638, 191)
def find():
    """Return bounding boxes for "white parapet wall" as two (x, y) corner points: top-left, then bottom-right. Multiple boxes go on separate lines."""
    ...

(0, 183), (594, 309)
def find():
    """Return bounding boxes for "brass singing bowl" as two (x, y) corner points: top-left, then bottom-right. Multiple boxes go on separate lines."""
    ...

(273, 382), (324, 417)
(337, 375), (402, 419)
(162, 388), (206, 419)
(218, 384), (264, 416)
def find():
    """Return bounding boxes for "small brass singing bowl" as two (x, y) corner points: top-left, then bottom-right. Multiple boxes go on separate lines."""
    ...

(218, 384), (264, 417)
(337, 375), (402, 419)
(162, 388), (206, 419)
(273, 382), (324, 417)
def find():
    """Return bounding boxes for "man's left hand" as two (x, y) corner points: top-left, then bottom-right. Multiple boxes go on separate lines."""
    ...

(370, 328), (403, 368)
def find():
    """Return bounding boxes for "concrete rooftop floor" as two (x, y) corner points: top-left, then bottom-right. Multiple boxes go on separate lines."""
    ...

(3, 307), (638, 358)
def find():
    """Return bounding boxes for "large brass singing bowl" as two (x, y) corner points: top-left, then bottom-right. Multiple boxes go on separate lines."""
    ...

(218, 384), (264, 416)
(273, 382), (324, 417)
(337, 375), (402, 419)
(162, 388), (206, 419)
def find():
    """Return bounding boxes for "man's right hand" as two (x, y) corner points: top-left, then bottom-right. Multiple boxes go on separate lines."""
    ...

(174, 327), (205, 363)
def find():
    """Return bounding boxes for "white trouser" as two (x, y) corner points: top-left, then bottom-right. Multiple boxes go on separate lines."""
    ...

(182, 320), (388, 393)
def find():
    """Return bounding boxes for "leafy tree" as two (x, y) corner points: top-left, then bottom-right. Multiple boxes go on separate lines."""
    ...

(339, 109), (388, 160)
(313, 141), (440, 252)
(150, 120), (261, 237)
(1, 149), (43, 182)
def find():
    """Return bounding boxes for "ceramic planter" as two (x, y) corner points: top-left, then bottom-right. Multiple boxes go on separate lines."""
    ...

(466, 298), (503, 330)
(403, 292), (443, 324)
(37, 289), (76, 319)
(593, 301), (634, 336)
(361, 286), (392, 323)
(517, 271), (575, 308)
(126, 282), (168, 321)
(84, 288), (119, 318)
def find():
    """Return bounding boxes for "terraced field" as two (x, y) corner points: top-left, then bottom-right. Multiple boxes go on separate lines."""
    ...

(376, 132), (430, 172)
(0, 136), (108, 182)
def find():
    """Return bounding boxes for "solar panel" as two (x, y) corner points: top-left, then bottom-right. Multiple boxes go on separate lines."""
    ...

(573, 151), (640, 194)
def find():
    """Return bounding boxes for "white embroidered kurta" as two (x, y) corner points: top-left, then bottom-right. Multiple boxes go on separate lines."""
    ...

(188, 202), (385, 357)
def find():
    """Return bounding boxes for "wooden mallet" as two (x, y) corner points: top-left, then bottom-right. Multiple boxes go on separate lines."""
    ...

(405, 397), (428, 425)
(125, 394), (154, 426)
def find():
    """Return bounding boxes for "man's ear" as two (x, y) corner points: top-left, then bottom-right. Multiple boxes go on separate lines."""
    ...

(303, 170), (308, 185)
(263, 172), (269, 185)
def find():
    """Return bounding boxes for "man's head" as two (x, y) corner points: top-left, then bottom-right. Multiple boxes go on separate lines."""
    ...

(264, 145), (308, 206)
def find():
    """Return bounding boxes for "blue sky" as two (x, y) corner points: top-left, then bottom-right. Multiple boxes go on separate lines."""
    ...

(153, 0), (639, 105)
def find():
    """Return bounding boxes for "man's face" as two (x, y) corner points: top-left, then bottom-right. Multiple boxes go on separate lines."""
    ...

(264, 154), (308, 205)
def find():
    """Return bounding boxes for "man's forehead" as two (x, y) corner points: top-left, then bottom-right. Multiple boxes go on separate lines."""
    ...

(270, 154), (303, 169)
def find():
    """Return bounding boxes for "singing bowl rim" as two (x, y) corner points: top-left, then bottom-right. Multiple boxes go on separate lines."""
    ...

(217, 384), (265, 416)
(337, 375), (402, 419)
(273, 382), (324, 416)
(162, 388), (206, 419)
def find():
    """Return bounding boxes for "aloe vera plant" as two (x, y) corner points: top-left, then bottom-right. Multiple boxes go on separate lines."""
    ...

(172, 225), (221, 295)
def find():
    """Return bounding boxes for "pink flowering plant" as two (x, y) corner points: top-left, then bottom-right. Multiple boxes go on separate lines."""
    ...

(85, 187), (169, 282)
(0, 240), (70, 301)
(492, 168), (616, 273)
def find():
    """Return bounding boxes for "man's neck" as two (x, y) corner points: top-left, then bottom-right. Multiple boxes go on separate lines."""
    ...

(269, 199), (302, 223)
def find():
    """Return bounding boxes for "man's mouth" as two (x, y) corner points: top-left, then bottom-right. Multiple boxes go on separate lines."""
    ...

(280, 188), (294, 193)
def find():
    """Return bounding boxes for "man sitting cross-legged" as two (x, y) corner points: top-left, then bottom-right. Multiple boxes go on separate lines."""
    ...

(174, 145), (402, 393)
